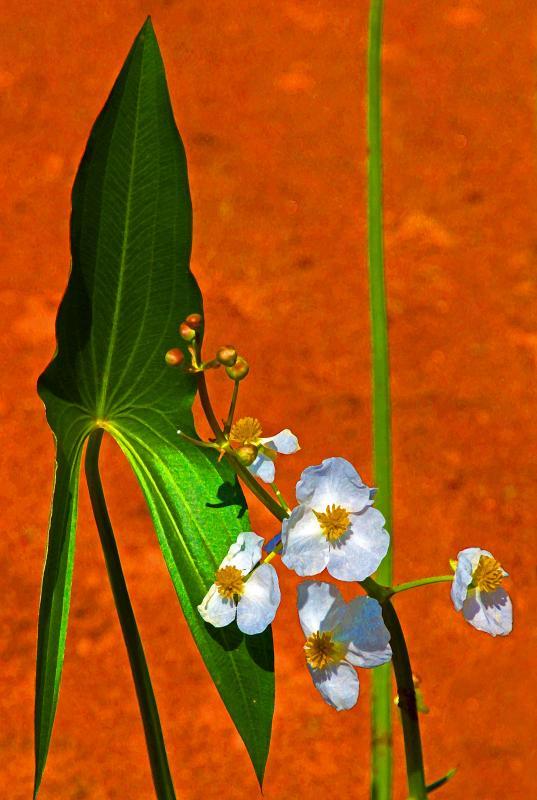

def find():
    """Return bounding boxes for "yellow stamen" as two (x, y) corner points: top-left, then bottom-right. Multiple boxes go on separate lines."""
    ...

(471, 555), (504, 592)
(304, 630), (346, 670)
(215, 565), (245, 599)
(230, 416), (262, 445)
(314, 504), (351, 543)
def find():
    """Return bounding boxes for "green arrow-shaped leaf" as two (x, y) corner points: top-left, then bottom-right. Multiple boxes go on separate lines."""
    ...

(35, 17), (274, 795)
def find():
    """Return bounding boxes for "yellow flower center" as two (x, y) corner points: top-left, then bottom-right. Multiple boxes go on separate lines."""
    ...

(215, 565), (245, 599)
(471, 555), (504, 592)
(314, 504), (351, 542)
(304, 631), (346, 670)
(230, 417), (263, 445)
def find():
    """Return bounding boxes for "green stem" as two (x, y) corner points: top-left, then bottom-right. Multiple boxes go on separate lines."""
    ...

(85, 430), (176, 800)
(391, 576), (453, 596)
(426, 768), (457, 794)
(271, 482), (291, 512)
(366, 0), (393, 797)
(224, 379), (240, 434)
(381, 602), (427, 800)
(177, 430), (221, 451)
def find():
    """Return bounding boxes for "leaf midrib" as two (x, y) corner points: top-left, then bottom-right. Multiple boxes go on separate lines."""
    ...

(97, 42), (146, 418)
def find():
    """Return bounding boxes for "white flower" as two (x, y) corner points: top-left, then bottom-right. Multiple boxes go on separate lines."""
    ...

(298, 581), (391, 710)
(281, 457), (389, 581)
(451, 547), (512, 636)
(230, 416), (299, 483)
(198, 532), (281, 635)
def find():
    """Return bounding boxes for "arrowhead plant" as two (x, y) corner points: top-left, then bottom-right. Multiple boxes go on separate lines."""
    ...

(33, 10), (513, 800)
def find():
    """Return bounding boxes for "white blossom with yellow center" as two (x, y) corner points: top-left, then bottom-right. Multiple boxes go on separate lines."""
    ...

(281, 457), (389, 581)
(298, 581), (392, 710)
(451, 547), (512, 636)
(198, 532), (281, 635)
(230, 417), (300, 483)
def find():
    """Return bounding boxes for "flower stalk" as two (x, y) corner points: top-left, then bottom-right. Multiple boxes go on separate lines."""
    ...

(391, 576), (454, 596)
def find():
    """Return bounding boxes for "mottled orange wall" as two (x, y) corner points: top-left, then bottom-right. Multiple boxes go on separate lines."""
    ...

(1, 1), (536, 798)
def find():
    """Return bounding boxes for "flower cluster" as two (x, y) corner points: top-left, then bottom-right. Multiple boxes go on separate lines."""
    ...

(198, 453), (393, 709)
(166, 319), (513, 713)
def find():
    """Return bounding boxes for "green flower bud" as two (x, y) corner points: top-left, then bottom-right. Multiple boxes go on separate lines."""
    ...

(216, 346), (238, 367)
(235, 444), (258, 466)
(225, 356), (249, 381)
(165, 348), (184, 366)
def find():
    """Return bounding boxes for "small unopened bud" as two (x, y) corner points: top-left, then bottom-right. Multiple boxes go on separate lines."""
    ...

(216, 346), (237, 367)
(179, 322), (196, 342)
(225, 356), (249, 381)
(235, 444), (258, 466)
(185, 313), (203, 330)
(165, 348), (184, 366)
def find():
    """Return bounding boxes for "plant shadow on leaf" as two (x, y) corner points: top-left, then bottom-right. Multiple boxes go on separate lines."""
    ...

(204, 620), (244, 651)
(206, 480), (248, 519)
(204, 622), (274, 673)
(246, 630), (275, 673)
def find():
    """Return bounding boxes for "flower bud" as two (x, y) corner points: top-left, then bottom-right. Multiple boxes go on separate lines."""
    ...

(165, 348), (184, 366)
(235, 444), (258, 466)
(216, 346), (237, 367)
(185, 313), (203, 330)
(225, 356), (249, 381)
(179, 322), (196, 342)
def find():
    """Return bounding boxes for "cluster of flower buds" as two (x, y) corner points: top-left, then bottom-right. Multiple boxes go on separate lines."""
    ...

(164, 312), (249, 380)
(216, 346), (249, 381)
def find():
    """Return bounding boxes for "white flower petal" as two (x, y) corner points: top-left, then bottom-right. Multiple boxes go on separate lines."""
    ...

(281, 506), (330, 576)
(248, 454), (276, 483)
(260, 429), (300, 455)
(296, 457), (373, 513)
(308, 662), (359, 711)
(197, 584), (237, 628)
(223, 531), (264, 573)
(340, 597), (392, 668)
(327, 507), (389, 582)
(462, 588), (513, 636)
(236, 564), (281, 635)
(451, 547), (493, 611)
(297, 581), (346, 637)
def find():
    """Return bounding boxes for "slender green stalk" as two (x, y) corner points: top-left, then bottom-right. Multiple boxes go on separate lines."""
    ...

(426, 768), (457, 794)
(391, 576), (453, 596)
(381, 602), (427, 800)
(224, 379), (240, 434)
(271, 482), (291, 512)
(85, 430), (176, 800)
(366, 1), (393, 797)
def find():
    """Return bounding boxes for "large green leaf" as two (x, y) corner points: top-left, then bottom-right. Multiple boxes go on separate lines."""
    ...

(35, 17), (274, 795)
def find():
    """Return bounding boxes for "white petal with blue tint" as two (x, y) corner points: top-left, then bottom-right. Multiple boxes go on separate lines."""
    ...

(197, 584), (237, 628)
(297, 580), (345, 637)
(327, 507), (389, 581)
(260, 429), (300, 455)
(308, 663), (360, 711)
(223, 531), (264, 573)
(296, 457), (373, 513)
(462, 588), (512, 637)
(281, 506), (330, 576)
(341, 596), (392, 667)
(248, 453), (276, 483)
(237, 564), (281, 635)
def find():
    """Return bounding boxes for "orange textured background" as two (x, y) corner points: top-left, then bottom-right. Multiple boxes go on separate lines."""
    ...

(1, 2), (536, 798)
